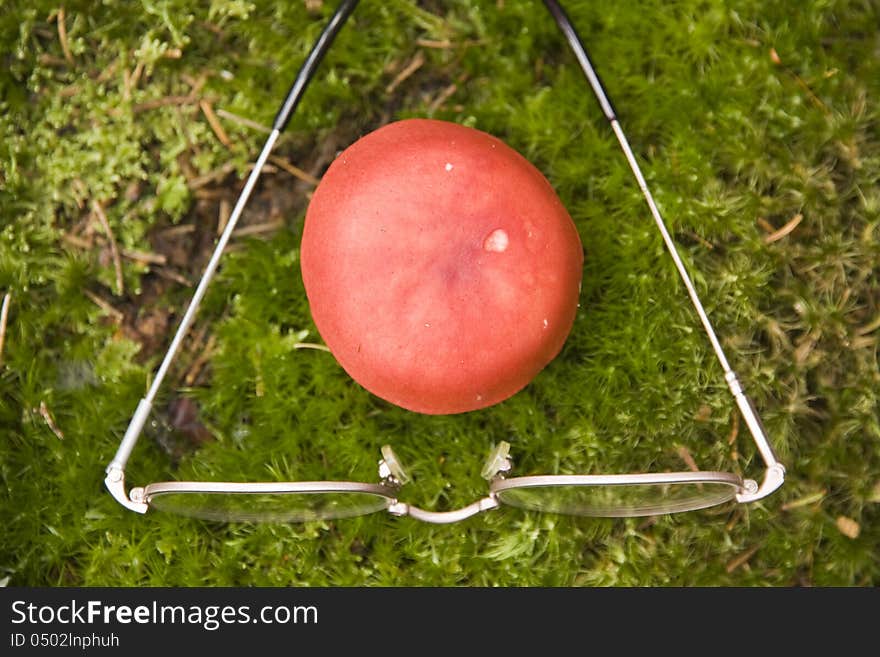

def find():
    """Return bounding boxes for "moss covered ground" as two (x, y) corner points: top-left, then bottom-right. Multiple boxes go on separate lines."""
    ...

(1, 0), (878, 586)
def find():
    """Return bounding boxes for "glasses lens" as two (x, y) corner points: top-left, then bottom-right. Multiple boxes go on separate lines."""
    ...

(495, 479), (739, 517)
(147, 490), (392, 522)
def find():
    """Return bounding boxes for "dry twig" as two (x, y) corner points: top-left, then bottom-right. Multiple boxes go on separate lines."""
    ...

(268, 155), (321, 186)
(200, 99), (232, 147)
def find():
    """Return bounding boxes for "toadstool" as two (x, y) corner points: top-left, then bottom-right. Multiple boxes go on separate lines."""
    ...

(301, 118), (583, 414)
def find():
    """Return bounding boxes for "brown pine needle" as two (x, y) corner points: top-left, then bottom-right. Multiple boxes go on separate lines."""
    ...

(268, 155), (321, 186)
(39, 401), (65, 440)
(0, 292), (11, 367)
(200, 99), (232, 147)
(157, 224), (197, 237)
(756, 217), (776, 233)
(763, 213), (803, 244)
(92, 201), (124, 296)
(121, 248), (167, 266)
(727, 411), (740, 446)
(726, 545), (760, 573)
(233, 220), (285, 238)
(188, 162), (236, 190)
(57, 7), (74, 65)
(676, 445), (700, 472)
(83, 289), (124, 321)
(217, 198), (232, 235)
(215, 108), (272, 134)
(386, 51), (425, 93)
(428, 83), (458, 115)
(132, 94), (199, 113)
(855, 314), (880, 336)
(155, 268), (192, 287)
(184, 335), (217, 385)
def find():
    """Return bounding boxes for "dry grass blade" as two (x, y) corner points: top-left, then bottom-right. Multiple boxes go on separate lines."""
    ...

(855, 314), (880, 336)
(293, 342), (331, 352)
(83, 289), (124, 321)
(38, 401), (65, 440)
(184, 334), (217, 385)
(57, 7), (74, 65)
(121, 249), (167, 266)
(132, 94), (199, 113)
(188, 162), (236, 190)
(215, 108), (272, 134)
(92, 201), (124, 295)
(155, 267), (192, 287)
(416, 39), (453, 49)
(427, 82), (458, 115)
(0, 292), (11, 366)
(232, 220), (285, 238)
(676, 445), (700, 472)
(725, 544), (760, 573)
(780, 489), (826, 511)
(157, 224), (197, 237)
(763, 213), (804, 243)
(726, 410), (740, 445)
(386, 51), (425, 93)
(217, 198), (232, 236)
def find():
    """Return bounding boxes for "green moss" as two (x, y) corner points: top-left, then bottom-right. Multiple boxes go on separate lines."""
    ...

(1, 0), (878, 586)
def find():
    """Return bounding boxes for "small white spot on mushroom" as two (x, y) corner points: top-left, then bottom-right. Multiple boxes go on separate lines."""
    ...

(424, 323), (431, 328)
(483, 228), (509, 253)
(543, 318), (549, 329)
(476, 394), (483, 401)
(445, 162), (454, 172)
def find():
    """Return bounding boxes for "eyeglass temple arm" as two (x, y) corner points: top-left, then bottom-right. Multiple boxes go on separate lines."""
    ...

(104, 0), (362, 513)
(542, 0), (784, 502)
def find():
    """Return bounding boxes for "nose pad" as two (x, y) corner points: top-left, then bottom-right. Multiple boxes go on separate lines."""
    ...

(480, 441), (512, 480)
(379, 445), (411, 485)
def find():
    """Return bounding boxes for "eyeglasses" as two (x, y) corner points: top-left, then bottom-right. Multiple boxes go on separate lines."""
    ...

(105, 0), (785, 523)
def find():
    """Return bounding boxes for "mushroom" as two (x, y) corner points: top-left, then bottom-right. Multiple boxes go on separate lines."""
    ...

(301, 119), (583, 414)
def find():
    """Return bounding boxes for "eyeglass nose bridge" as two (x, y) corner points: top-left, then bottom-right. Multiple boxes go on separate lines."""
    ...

(378, 443), (511, 524)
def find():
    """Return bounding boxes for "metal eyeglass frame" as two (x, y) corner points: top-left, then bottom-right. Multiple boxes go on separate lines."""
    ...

(105, 0), (785, 523)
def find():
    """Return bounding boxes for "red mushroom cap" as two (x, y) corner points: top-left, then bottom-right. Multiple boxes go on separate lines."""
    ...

(301, 119), (583, 414)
